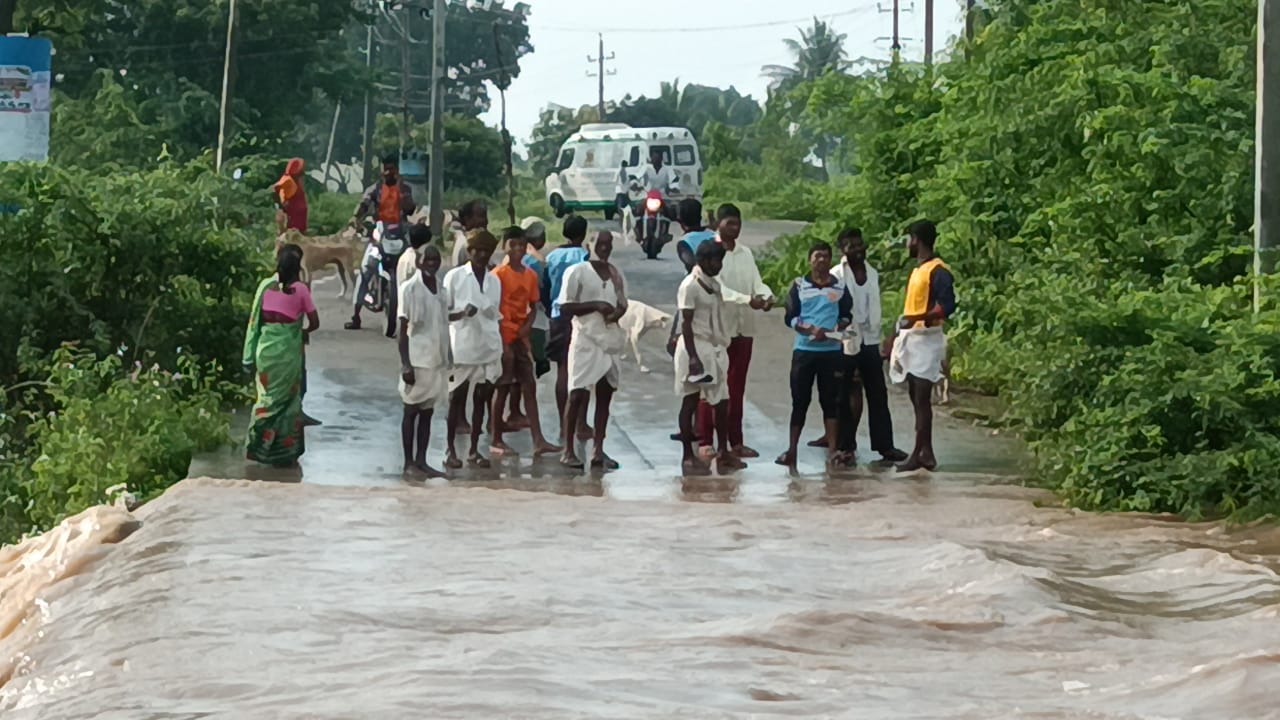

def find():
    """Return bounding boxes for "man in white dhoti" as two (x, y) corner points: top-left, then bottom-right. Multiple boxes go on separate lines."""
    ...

(674, 241), (744, 476)
(888, 220), (956, 472)
(556, 231), (627, 471)
(396, 244), (449, 477)
(443, 230), (503, 469)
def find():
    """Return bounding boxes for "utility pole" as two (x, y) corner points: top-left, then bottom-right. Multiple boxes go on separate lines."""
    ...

(322, 102), (342, 189)
(586, 33), (615, 119)
(923, 0), (934, 65)
(399, 5), (412, 157)
(428, 0), (446, 238)
(1257, 0), (1280, 312)
(362, 23), (376, 188)
(215, 0), (238, 173)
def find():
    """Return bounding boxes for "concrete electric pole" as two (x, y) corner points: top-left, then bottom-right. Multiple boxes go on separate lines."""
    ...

(428, 0), (446, 238)
(215, 0), (238, 173)
(586, 33), (615, 119)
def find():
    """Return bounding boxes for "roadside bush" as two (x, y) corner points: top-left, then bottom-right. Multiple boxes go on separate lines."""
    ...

(0, 160), (270, 544)
(755, 0), (1273, 520)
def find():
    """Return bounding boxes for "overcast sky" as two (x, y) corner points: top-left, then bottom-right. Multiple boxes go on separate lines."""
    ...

(480, 0), (967, 146)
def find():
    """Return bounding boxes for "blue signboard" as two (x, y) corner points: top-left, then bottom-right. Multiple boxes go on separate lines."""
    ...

(0, 36), (53, 162)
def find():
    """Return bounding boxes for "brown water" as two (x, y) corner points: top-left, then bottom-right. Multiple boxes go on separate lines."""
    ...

(3, 477), (1279, 719)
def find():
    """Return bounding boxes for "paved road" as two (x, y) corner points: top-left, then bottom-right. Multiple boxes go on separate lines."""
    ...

(191, 218), (1022, 501)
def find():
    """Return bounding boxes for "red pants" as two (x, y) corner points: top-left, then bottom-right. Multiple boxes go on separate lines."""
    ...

(697, 336), (753, 448)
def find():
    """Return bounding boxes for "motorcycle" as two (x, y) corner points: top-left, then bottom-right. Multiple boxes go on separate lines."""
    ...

(634, 189), (673, 260)
(359, 219), (408, 335)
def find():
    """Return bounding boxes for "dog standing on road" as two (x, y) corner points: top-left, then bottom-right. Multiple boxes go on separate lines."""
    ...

(617, 300), (672, 373)
(276, 227), (363, 298)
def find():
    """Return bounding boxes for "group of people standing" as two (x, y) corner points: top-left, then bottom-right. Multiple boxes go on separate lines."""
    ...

(246, 156), (956, 476)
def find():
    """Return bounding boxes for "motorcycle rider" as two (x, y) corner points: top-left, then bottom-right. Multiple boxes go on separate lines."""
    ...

(346, 154), (417, 335)
(636, 148), (679, 219)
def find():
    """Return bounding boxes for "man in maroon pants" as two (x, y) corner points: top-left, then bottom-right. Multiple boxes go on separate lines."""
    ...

(696, 204), (773, 458)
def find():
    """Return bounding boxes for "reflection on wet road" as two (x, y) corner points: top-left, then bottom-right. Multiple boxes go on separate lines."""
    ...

(8, 221), (1276, 719)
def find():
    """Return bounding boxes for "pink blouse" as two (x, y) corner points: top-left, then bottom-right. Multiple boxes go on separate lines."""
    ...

(261, 282), (316, 322)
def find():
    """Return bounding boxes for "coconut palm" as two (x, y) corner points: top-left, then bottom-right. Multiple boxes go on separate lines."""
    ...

(761, 18), (851, 92)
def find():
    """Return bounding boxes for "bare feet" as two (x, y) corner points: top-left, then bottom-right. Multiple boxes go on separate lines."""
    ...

(505, 413), (530, 430)
(774, 450), (797, 467)
(413, 461), (445, 478)
(590, 452), (620, 471)
(895, 455), (937, 473)
(828, 451), (855, 469)
(533, 441), (563, 457)
(697, 445), (716, 460)
(444, 455), (463, 470)
(467, 452), (491, 469)
(732, 445), (760, 459)
(717, 452), (747, 471)
(682, 458), (712, 476)
(489, 441), (518, 458)
(560, 452), (585, 470)
(806, 436), (827, 448)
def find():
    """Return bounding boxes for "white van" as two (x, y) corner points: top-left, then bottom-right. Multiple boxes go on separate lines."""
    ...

(544, 123), (703, 219)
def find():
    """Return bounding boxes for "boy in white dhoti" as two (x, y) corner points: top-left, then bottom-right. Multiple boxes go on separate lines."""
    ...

(397, 245), (449, 477)
(675, 241), (744, 476)
(556, 231), (627, 470)
(443, 230), (503, 469)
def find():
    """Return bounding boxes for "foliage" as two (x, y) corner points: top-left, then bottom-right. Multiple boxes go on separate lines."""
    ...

(753, 0), (1272, 520)
(4, 349), (231, 538)
(374, 112), (505, 196)
(761, 18), (850, 94)
(0, 161), (270, 544)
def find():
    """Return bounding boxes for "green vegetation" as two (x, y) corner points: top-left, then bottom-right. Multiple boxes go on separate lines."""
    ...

(747, 0), (1272, 519)
(0, 161), (271, 542)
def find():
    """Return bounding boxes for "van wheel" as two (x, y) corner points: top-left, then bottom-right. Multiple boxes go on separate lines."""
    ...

(550, 194), (567, 218)
(604, 206), (616, 221)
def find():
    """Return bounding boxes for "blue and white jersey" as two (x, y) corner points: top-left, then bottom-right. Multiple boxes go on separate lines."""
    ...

(784, 274), (853, 352)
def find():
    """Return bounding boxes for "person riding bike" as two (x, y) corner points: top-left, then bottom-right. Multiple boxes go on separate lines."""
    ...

(636, 148), (679, 217)
(346, 154), (417, 334)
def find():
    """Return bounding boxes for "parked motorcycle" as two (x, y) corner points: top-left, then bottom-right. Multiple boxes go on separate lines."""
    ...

(634, 189), (673, 260)
(359, 219), (408, 336)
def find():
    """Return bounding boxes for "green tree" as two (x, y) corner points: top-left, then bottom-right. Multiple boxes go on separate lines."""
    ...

(760, 18), (850, 93)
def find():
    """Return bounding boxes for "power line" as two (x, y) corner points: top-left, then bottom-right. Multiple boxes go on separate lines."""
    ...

(531, 7), (876, 34)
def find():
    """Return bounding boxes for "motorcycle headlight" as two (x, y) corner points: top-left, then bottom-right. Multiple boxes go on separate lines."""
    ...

(645, 198), (661, 212)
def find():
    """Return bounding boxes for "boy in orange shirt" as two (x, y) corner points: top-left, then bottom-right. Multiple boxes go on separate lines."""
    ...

(490, 227), (562, 457)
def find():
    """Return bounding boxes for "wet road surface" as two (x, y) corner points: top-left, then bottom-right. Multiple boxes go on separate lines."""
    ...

(5, 219), (1279, 719)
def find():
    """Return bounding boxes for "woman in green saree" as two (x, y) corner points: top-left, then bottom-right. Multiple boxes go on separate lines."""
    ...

(243, 244), (320, 466)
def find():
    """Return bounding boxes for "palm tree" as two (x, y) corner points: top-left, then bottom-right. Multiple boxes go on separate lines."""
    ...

(761, 18), (851, 91)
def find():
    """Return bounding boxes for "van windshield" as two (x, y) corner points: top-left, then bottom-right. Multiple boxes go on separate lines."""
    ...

(674, 145), (697, 166)
(649, 145), (671, 165)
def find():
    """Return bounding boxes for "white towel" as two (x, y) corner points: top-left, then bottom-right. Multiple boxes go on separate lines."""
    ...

(889, 325), (947, 384)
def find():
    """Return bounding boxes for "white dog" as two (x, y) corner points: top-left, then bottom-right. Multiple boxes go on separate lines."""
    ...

(618, 300), (672, 373)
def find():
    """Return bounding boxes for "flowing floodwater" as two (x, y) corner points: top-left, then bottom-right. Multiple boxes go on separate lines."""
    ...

(2, 476), (1279, 719)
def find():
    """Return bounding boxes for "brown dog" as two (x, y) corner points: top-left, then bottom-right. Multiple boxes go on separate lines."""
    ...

(275, 227), (362, 298)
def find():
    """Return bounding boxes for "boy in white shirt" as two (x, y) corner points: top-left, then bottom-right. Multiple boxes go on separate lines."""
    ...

(397, 244), (449, 477)
(442, 230), (503, 469)
(396, 223), (431, 288)
(674, 241), (745, 476)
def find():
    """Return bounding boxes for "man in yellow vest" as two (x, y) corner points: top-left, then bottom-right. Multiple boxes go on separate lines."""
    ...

(888, 220), (956, 472)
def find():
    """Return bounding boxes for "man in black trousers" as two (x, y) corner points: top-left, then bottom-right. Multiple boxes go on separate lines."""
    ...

(820, 228), (909, 464)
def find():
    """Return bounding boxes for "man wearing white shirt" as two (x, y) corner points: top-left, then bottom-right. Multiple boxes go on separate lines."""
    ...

(829, 228), (908, 464)
(442, 229), (503, 470)
(695, 204), (773, 458)
(638, 148), (679, 204)
(395, 223), (432, 288)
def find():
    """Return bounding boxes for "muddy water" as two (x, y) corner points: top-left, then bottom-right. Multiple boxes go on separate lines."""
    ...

(3, 477), (1279, 719)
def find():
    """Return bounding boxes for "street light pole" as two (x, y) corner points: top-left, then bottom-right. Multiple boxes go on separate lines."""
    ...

(215, 0), (238, 173)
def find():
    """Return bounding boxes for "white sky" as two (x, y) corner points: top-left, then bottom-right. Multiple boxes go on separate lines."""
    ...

(481, 0), (966, 147)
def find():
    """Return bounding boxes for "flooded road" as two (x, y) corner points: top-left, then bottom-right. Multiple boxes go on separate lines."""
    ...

(3, 221), (1280, 718)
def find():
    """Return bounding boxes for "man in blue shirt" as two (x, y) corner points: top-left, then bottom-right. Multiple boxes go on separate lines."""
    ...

(542, 215), (592, 442)
(776, 241), (853, 468)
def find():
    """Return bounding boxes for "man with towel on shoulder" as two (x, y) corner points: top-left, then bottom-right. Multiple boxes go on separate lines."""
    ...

(888, 220), (956, 473)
